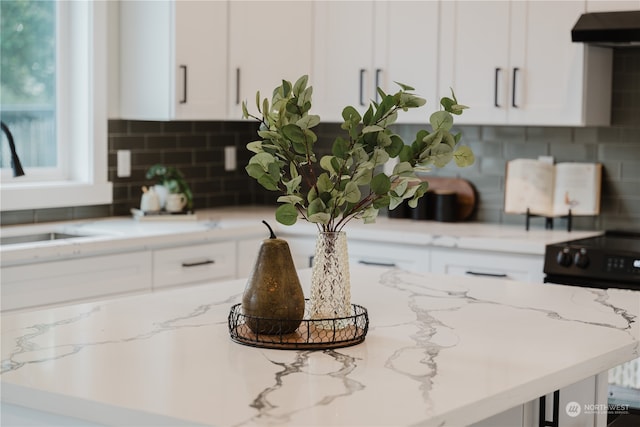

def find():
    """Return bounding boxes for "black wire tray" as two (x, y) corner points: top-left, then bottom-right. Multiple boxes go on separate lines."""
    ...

(228, 301), (369, 350)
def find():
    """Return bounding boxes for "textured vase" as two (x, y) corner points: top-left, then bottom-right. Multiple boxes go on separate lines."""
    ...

(309, 232), (351, 326)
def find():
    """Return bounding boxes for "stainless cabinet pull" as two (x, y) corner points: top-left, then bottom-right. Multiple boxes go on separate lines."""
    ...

(494, 67), (501, 107)
(359, 68), (366, 106)
(465, 271), (508, 278)
(358, 260), (397, 267)
(375, 68), (382, 102)
(179, 65), (187, 104)
(512, 67), (519, 108)
(182, 259), (215, 268)
(235, 67), (241, 105)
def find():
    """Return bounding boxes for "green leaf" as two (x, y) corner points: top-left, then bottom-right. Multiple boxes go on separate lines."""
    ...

(430, 110), (453, 131)
(284, 175), (302, 194)
(277, 195), (303, 205)
(453, 145), (475, 167)
(342, 106), (362, 124)
(276, 203), (298, 226)
(362, 206), (379, 224)
(398, 145), (413, 163)
(248, 152), (276, 170)
(332, 137), (349, 159)
(308, 212), (331, 224)
(370, 173), (391, 195)
(386, 135), (404, 157)
(281, 123), (305, 143)
(296, 114), (321, 129)
(394, 81), (415, 91)
(257, 174), (279, 191)
(293, 75), (308, 96)
(373, 194), (390, 209)
(316, 173), (333, 193)
(246, 141), (263, 153)
(281, 79), (292, 97)
(245, 163), (265, 180)
(320, 156), (338, 174)
(307, 197), (327, 216)
(362, 125), (385, 134)
(343, 181), (361, 203)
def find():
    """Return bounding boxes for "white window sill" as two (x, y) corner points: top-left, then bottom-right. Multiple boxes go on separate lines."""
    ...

(1, 181), (113, 211)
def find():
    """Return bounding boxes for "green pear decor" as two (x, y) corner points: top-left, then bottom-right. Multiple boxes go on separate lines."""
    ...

(242, 75), (474, 324)
(242, 221), (305, 335)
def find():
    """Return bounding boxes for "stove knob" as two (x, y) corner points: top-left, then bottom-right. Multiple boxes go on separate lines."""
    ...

(574, 248), (590, 269)
(556, 247), (572, 267)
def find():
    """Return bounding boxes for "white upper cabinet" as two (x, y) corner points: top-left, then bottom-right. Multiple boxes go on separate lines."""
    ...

(440, 0), (613, 126)
(312, 1), (439, 123)
(227, 1), (313, 120)
(120, 0), (228, 121)
(586, 0), (640, 11)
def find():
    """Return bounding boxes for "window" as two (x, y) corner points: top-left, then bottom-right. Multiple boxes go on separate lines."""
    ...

(0, 0), (111, 211)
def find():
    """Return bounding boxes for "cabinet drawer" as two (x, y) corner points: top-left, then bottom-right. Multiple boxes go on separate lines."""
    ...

(431, 248), (544, 283)
(152, 241), (236, 289)
(1, 251), (152, 312)
(348, 240), (430, 273)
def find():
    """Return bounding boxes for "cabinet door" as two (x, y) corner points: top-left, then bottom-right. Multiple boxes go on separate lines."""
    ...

(431, 248), (544, 283)
(439, 1), (511, 125)
(312, 1), (375, 122)
(382, 1), (440, 124)
(173, 0), (228, 120)
(587, 0), (640, 11)
(120, 1), (227, 120)
(1, 252), (152, 312)
(507, 1), (598, 126)
(228, 1), (313, 119)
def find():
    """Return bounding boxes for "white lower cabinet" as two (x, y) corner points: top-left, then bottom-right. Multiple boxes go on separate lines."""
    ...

(152, 241), (236, 289)
(430, 247), (544, 283)
(472, 373), (607, 427)
(1, 251), (152, 312)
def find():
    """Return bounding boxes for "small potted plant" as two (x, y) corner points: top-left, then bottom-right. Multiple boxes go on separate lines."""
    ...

(242, 75), (474, 322)
(145, 164), (193, 212)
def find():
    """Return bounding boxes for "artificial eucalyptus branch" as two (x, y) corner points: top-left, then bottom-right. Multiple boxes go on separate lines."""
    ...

(242, 75), (475, 232)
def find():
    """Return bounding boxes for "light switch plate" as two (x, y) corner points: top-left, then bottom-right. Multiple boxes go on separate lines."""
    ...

(117, 150), (131, 177)
(224, 146), (236, 171)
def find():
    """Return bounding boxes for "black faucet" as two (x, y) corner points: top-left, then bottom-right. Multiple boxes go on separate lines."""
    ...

(1, 121), (25, 177)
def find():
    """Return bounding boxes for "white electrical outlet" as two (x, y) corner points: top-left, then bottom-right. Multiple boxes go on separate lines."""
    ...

(224, 146), (237, 171)
(117, 150), (131, 177)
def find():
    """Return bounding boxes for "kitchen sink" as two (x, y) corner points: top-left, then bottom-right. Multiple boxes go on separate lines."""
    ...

(0, 232), (89, 246)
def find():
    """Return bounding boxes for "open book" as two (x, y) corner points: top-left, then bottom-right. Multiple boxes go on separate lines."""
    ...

(504, 159), (602, 217)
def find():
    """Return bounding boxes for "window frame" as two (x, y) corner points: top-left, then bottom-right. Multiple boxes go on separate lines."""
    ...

(0, 0), (112, 211)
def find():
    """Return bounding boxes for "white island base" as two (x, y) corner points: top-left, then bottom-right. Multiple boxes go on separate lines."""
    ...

(1, 266), (638, 426)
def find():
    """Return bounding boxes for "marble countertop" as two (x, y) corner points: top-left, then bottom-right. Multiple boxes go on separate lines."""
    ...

(0, 207), (600, 266)
(1, 266), (638, 426)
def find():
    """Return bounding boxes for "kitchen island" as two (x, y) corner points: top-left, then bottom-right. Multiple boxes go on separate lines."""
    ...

(1, 265), (638, 426)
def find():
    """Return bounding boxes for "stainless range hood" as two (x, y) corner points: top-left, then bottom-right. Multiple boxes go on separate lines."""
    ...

(572, 10), (640, 47)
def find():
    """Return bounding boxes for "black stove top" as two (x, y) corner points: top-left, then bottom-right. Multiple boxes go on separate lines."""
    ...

(544, 230), (640, 290)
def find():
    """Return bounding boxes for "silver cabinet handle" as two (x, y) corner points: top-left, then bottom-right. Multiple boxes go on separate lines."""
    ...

(358, 260), (397, 267)
(512, 67), (519, 108)
(359, 68), (366, 106)
(494, 67), (501, 107)
(375, 68), (382, 102)
(465, 271), (508, 278)
(235, 67), (241, 105)
(182, 259), (215, 268)
(179, 65), (187, 104)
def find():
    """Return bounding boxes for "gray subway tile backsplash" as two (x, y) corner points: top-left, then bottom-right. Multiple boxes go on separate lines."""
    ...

(2, 49), (639, 230)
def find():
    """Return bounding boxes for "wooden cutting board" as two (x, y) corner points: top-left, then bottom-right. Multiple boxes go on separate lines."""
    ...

(418, 176), (477, 221)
